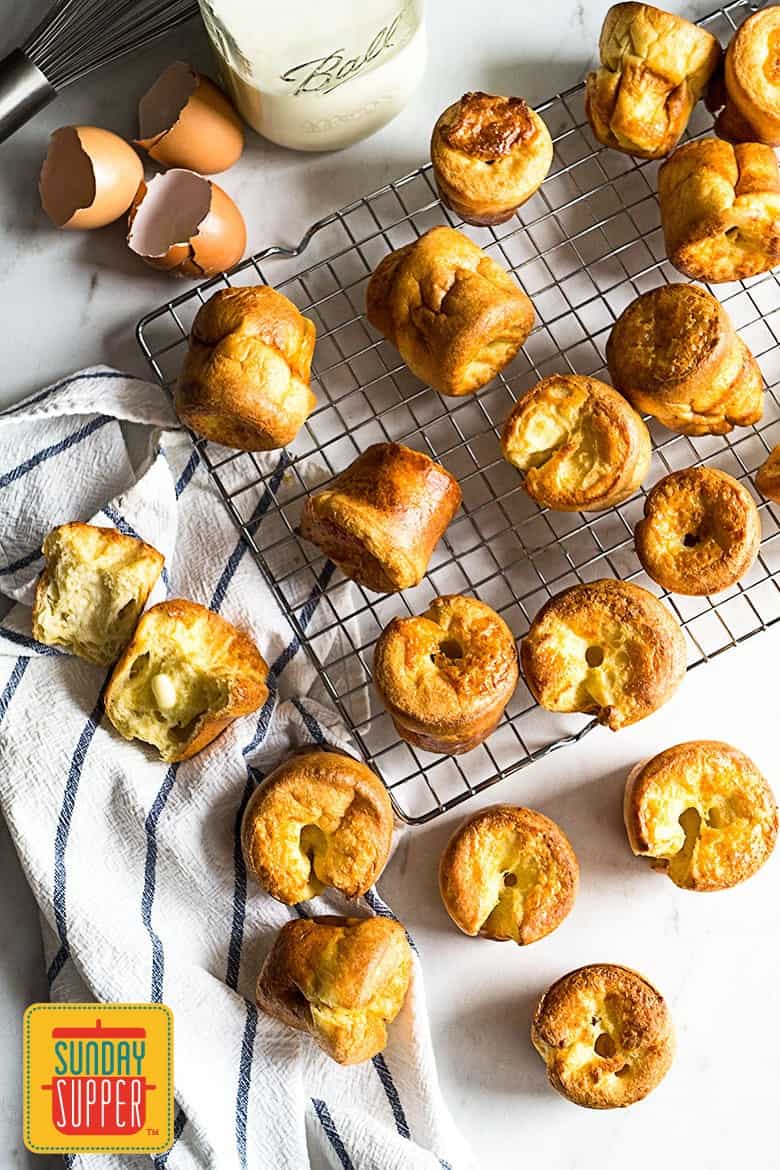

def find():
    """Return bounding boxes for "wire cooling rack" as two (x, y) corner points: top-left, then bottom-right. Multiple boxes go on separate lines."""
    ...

(137, 0), (780, 824)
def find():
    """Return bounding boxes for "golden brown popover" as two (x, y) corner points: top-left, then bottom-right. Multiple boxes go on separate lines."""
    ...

(606, 283), (764, 436)
(366, 226), (534, 397)
(241, 747), (393, 904)
(501, 374), (651, 511)
(520, 579), (686, 730)
(298, 442), (461, 593)
(756, 443), (780, 502)
(174, 286), (316, 451)
(32, 522), (164, 666)
(635, 467), (761, 595)
(256, 915), (412, 1065)
(439, 805), (578, 944)
(585, 2), (721, 158)
(430, 92), (553, 225)
(104, 599), (268, 761)
(658, 138), (780, 282)
(714, 7), (780, 146)
(531, 963), (675, 1108)
(373, 594), (518, 754)
(624, 740), (778, 891)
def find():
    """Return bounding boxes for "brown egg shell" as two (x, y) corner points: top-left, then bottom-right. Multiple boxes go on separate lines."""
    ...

(127, 168), (246, 277)
(135, 61), (244, 175)
(39, 126), (143, 230)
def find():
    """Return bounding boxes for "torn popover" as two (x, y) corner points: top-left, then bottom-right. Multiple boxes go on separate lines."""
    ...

(501, 374), (651, 511)
(104, 599), (268, 761)
(175, 285), (316, 451)
(531, 963), (675, 1108)
(624, 741), (778, 891)
(658, 138), (780, 282)
(298, 442), (461, 593)
(520, 579), (686, 730)
(585, 2), (721, 158)
(241, 747), (394, 904)
(635, 467), (761, 596)
(606, 283), (764, 436)
(366, 226), (534, 397)
(256, 915), (412, 1065)
(373, 594), (518, 754)
(439, 805), (578, 944)
(430, 91), (553, 225)
(32, 522), (164, 666)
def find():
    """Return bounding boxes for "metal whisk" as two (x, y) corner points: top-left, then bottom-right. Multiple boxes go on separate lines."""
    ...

(0, 0), (199, 145)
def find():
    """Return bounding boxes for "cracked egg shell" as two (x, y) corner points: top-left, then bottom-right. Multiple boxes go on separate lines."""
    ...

(135, 61), (244, 175)
(39, 126), (143, 230)
(128, 169), (246, 277)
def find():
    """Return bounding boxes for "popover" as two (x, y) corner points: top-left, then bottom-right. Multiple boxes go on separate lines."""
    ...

(439, 805), (578, 944)
(241, 747), (394, 904)
(501, 373), (651, 511)
(430, 91), (553, 225)
(256, 915), (412, 1065)
(658, 138), (780, 283)
(606, 283), (764, 436)
(366, 226), (534, 397)
(624, 741), (778, 891)
(298, 442), (461, 594)
(373, 594), (518, 754)
(520, 579), (686, 730)
(756, 443), (780, 502)
(585, 2), (721, 158)
(174, 285), (316, 451)
(531, 963), (675, 1108)
(715, 7), (780, 146)
(104, 599), (268, 761)
(32, 522), (164, 666)
(635, 467), (761, 595)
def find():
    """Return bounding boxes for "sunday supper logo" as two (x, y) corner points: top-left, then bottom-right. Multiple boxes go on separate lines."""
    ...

(23, 1003), (173, 1155)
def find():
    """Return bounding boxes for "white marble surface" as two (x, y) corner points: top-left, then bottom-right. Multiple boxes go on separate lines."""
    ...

(1, 2), (778, 1168)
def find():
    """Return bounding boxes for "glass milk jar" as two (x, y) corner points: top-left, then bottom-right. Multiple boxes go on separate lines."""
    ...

(198, 0), (426, 151)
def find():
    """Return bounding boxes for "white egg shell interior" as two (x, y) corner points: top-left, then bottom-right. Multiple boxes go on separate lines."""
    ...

(128, 169), (211, 257)
(39, 127), (97, 226)
(137, 61), (198, 141)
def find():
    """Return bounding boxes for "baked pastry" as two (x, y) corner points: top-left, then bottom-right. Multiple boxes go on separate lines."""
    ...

(624, 741), (778, 891)
(32, 522), (164, 666)
(756, 444), (780, 502)
(714, 7), (780, 146)
(430, 92), (553, 226)
(585, 3), (721, 158)
(658, 138), (780, 282)
(531, 964), (674, 1108)
(373, 595), (518, 754)
(104, 599), (268, 762)
(439, 805), (578, 944)
(366, 226), (534, 397)
(241, 747), (393, 903)
(606, 283), (764, 436)
(520, 579), (686, 730)
(635, 467), (761, 595)
(256, 915), (412, 1065)
(299, 442), (461, 593)
(174, 286), (316, 451)
(501, 374), (651, 511)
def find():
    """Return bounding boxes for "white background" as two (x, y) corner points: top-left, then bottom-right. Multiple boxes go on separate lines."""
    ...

(1, 2), (778, 1168)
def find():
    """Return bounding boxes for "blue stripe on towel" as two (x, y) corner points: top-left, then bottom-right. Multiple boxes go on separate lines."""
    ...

(0, 628), (62, 656)
(225, 772), (257, 993)
(0, 657), (28, 721)
(175, 448), (200, 499)
(311, 1099), (356, 1170)
(0, 416), (112, 490)
(48, 695), (104, 986)
(234, 1002), (258, 1169)
(0, 369), (148, 417)
(0, 545), (42, 577)
(153, 1104), (188, 1168)
(371, 1052), (410, 1139)
(141, 764), (179, 1003)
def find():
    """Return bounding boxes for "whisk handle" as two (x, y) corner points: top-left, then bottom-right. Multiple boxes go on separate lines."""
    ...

(0, 49), (56, 146)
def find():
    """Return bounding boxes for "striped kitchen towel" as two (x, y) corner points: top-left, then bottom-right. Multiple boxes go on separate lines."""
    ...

(0, 367), (474, 1170)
